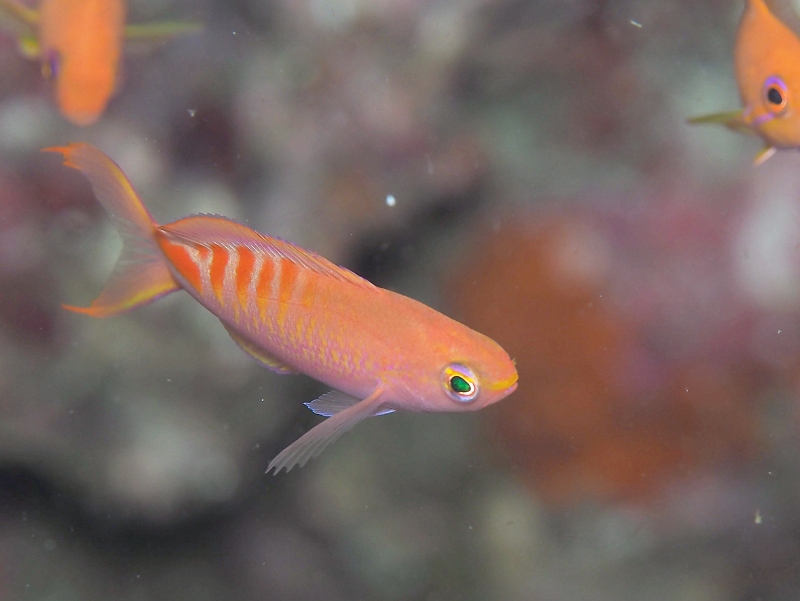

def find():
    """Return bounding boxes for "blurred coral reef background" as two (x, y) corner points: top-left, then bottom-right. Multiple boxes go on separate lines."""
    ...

(2, 0), (800, 600)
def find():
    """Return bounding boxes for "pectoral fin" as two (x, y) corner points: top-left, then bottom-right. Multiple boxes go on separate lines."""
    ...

(305, 390), (394, 417)
(222, 324), (298, 374)
(0, 0), (38, 27)
(688, 110), (753, 135)
(267, 385), (386, 474)
(124, 20), (203, 42)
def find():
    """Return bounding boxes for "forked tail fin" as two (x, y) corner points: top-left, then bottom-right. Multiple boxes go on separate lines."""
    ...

(44, 143), (179, 317)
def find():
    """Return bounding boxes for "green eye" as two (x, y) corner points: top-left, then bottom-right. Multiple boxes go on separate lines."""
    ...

(450, 375), (472, 394)
(443, 364), (479, 403)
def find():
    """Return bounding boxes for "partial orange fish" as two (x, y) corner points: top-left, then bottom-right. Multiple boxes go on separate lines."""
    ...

(0, 0), (200, 126)
(689, 0), (800, 164)
(47, 144), (518, 473)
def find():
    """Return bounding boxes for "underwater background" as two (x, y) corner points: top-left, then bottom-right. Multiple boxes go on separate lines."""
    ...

(2, 0), (800, 599)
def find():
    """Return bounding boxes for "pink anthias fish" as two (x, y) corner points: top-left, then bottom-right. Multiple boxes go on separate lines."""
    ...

(48, 144), (519, 474)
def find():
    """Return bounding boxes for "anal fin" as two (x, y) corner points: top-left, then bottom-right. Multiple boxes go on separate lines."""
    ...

(222, 323), (298, 374)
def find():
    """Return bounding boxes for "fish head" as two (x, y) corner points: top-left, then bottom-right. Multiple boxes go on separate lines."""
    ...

(734, 0), (800, 148)
(405, 326), (518, 413)
(738, 73), (800, 148)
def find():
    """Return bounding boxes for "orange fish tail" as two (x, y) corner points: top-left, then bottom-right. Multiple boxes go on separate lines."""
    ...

(45, 143), (179, 317)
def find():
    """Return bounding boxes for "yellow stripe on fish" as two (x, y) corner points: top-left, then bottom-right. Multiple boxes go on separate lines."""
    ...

(47, 143), (519, 474)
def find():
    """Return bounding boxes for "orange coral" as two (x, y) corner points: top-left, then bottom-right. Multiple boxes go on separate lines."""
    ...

(450, 216), (761, 507)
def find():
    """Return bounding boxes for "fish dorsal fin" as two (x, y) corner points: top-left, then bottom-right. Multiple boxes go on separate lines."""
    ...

(222, 323), (298, 374)
(305, 390), (394, 417)
(162, 214), (376, 290)
(267, 385), (387, 474)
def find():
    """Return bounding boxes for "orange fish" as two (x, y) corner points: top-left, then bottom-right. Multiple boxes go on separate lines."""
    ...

(689, 0), (800, 164)
(47, 143), (519, 473)
(0, 0), (200, 125)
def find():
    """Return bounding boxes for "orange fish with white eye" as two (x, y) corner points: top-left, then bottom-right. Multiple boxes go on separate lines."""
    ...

(0, 0), (200, 126)
(689, 0), (800, 164)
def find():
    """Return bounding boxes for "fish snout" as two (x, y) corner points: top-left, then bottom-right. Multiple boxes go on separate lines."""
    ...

(488, 370), (518, 399)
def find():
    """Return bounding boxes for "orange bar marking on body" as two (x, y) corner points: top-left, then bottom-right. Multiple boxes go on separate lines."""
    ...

(276, 258), (299, 330)
(157, 234), (202, 293)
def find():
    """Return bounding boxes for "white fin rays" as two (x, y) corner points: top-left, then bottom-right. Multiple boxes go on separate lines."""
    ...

(267, 386), (386, 474)
(305, 390), (394, 417)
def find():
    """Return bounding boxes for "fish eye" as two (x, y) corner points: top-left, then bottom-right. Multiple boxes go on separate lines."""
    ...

(442, 364), (479, 403)
(763, 76), (789, 115)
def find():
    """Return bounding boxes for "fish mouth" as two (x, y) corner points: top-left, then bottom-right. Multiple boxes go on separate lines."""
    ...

(491, 372), (519, 393)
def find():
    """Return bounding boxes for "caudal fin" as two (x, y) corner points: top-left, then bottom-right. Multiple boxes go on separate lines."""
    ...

(45, 143), (179, 317)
